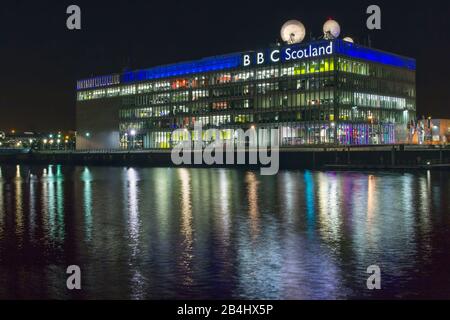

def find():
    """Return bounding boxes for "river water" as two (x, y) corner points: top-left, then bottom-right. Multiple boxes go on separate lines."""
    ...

(0, 164), (449, 299)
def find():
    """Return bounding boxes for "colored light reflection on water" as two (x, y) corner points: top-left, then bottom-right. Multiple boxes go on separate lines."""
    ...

(0, 165), (450, 299)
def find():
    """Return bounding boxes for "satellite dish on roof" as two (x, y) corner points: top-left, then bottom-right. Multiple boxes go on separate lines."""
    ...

(280, 20), (306, 44)
(343, 36), (354, 43)
(323, 19), (340, 39)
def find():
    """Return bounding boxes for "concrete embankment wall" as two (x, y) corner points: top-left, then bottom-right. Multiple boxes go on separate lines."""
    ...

(1, 146), (450, 169)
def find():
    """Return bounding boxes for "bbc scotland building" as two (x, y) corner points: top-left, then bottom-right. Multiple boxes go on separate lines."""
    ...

(76, 38), (416, 150)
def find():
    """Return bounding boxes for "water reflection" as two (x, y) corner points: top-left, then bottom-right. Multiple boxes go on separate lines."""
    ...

(124, 167), (144, 299)
(303, 171), (316, 235)
(81, 167), (92, 240)
(154, 168), (170, 247)
(245, 171), (260, 239)
(46, 165), (56, 241)
(15, 165), (24, 242)
(218, 169), (231, 241)
(28, 171), (37, 239)
(419, 172), (431, 234)
(125, 168), (140, 247)
(56, 165), (65, 242)
(0, 165), (450, 299)
(317, 171), (341, 243)
(178, 168), (194, 287)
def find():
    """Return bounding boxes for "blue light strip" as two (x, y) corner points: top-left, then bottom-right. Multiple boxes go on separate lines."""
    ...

(334, 39), (416, 70)
(121, 54), (241, 83)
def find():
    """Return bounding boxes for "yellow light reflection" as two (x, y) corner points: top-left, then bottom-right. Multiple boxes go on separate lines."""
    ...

(125, 167), (144, 299)
(317, 172), (341, 242)
(15, 165), (24, 240)
(219, 169), (231, 240)
(154, 168), (169, 238)
(245, 171), (260, 239)
(419, 172), (432, 239)
(127, 168), (140, 246)
(178, 168), (194, 286)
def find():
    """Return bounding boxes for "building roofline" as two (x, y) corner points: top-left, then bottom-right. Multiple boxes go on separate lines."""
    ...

(76, 39), (416, 90)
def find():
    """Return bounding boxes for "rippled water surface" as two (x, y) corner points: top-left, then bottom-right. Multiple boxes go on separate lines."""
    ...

(0, 165), (449, 299)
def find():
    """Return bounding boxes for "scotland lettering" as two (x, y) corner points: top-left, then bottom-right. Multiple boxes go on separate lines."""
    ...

(285, 41), (333, 60)
(242, 41), (333, 66)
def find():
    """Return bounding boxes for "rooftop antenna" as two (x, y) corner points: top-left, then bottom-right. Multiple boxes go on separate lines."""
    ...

(323, 18), (341, 40)
(280, 20), (306, 44)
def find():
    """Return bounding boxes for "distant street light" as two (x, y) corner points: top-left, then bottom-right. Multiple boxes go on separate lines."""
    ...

(130, 130), (136, 149)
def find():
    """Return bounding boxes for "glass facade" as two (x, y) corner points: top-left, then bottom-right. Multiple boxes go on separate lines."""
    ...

(76, 40), (416, 149)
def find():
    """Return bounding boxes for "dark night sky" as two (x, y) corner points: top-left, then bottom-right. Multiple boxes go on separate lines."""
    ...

(0, 0), (449, 131)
